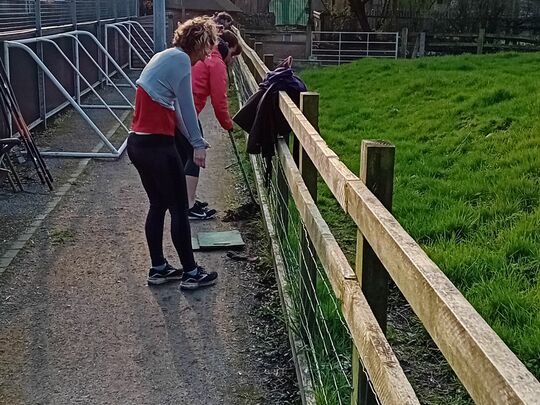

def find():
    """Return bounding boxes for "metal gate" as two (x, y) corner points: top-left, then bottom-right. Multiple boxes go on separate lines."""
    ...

(311, 31), (399, 65)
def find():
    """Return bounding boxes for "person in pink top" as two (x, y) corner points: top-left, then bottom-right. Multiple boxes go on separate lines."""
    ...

(178, 30), (242, 220)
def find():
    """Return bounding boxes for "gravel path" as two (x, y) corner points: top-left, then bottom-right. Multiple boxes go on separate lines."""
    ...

(0, 106), (297, 404)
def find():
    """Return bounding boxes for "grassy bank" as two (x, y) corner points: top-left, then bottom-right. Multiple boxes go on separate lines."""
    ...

(300, 52), (540, 379)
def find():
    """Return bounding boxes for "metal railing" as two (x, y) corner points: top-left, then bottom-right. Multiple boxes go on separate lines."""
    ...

(311, 31), (399, 65)
(0, 0), (138, 35)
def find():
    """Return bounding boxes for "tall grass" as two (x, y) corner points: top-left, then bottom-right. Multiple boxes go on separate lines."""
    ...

(300, 52), (540, 379)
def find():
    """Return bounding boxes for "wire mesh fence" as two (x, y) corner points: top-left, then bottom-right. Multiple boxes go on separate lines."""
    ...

(0, 0), (138, 34)
(231, 57), (388, 404)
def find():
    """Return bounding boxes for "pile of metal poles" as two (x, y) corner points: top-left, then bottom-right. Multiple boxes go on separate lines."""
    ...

(0, 59), (53, 191)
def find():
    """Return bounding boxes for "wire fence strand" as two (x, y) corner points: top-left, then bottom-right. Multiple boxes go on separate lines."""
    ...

(231, 58), (383, 404)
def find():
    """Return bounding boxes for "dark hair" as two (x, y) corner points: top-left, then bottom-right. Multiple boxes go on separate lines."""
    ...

(171, 16), (218, 55)
(213, 11), (234, 30)
(220, 30), (242, 56)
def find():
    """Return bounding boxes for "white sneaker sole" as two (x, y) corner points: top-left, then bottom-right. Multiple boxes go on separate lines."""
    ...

(147, 275), (183, 285)
(179, 279), (217, 290)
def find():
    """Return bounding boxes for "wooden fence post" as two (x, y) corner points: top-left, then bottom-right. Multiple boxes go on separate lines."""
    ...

(269, 54), (290, 243)
(418, 32), (426, 57)
(298, 92), (319, 340)
(254, 41), (263, 59)
(351, 140), (395, 405)
(477, 28), (486, 54)
(400, 27), (409, 58)
(263, 54), (274, 70)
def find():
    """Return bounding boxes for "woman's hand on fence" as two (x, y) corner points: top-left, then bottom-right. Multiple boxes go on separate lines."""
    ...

(193, 148), (207, 168)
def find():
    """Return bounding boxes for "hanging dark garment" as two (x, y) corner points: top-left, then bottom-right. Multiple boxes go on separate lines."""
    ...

(233, 57), (307, 184)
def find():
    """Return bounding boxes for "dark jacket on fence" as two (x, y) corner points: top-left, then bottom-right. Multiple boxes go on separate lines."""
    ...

(233, 59), (307, 160)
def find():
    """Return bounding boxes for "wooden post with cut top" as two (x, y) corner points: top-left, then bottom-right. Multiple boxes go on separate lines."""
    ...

(298, 92), (319, 341)
(351, 140), (395, 405)
(477, 28), (486, 54)
(418, 32), (426, 57)
(263, 54), (274, 70)
(254, 42), (263, 59)
(401, 27), (409, 58)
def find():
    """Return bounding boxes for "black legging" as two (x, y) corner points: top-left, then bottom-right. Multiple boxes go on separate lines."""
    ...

(127, 133), (197, 270)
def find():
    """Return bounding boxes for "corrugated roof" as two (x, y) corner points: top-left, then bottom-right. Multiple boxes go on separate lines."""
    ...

(167, 0), (242, 12)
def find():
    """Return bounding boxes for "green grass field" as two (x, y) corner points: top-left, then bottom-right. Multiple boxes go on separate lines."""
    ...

(300, 52), (540, 379)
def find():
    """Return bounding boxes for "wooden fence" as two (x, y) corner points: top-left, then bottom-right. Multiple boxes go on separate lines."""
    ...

(401, 28), (540, 57)
(233, 32), (540, 404)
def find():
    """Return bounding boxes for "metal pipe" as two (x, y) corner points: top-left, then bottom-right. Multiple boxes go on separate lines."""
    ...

(106, 24), (149, 66)
(118, 21), (154, 55)
(128, 23), (132, 69)
(63, 33), (134, 108)
(40, 138), (127, 158)
(73, 30), (136, 89)
(3, 41), (12, 135)
(40, 151), (121, 158)
(74, 33), (81, 105)
(79, 105), (133, 109)
(153, 0), (166, 52)
(113, 22), (152, 61)
(125, 21), (155, 53)
(129, 20), (155, 48)
(104, 24), (110, 85)
(34, 38), (129, 133)
(5, 41), (118, 153)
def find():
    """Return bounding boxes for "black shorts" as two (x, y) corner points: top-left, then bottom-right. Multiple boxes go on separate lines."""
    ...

(174, 121), (203, 178)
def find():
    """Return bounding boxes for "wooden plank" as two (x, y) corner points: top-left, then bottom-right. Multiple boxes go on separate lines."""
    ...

(298, 93), (319, 340)
(358, 140), (394, 331)
(345, 181), (540, 404)
(477, 28), (486, 54)
(418, 32), (426, 57)
(254, 41), (263, 58)
(234, 27), (268, 82)
(237, 27), (540, 404)
(400, 27), (408, 57)
(342, 280), (420, 405)
(277, 140), (355, 299)
(277, 140), (419, 404)
(263, 53), (274, 70)
(352, 140), (395, 405)
(279, 91), (360, 211)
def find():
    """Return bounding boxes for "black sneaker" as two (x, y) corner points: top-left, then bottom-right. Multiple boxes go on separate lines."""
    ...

(179, 266), (218, 290)
(147, 262), (183, 285)
(195, 200), (208, 209)
(188, 204), (217, 220)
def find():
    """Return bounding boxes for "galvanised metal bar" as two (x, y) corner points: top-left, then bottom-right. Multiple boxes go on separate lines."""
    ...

(63, 33), (134, 108)
(5, 40), (118, 154)
(113, 22), (153, 61)
(105, 23), (150, 66)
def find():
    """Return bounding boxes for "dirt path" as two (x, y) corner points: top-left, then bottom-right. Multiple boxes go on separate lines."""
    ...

(0, 107), (297, 404)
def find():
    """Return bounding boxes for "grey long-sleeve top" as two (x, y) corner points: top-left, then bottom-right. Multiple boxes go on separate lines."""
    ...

(136, 47), (205, 149)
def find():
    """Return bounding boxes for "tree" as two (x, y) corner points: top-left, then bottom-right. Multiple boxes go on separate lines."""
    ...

(348, 0), (373, 31)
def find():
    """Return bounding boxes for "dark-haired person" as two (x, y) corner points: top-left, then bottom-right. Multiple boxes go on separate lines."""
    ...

(213, 11), (234, 30)
(179, 30), (243, 219)
(127, 17), (218, 289)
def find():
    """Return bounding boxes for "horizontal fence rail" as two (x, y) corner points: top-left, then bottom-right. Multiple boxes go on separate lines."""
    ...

(234, 29), (540, 404)
(311, 31), (399, 65)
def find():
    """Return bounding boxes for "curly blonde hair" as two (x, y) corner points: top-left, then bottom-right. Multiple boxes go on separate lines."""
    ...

(171, 17), (218, 55)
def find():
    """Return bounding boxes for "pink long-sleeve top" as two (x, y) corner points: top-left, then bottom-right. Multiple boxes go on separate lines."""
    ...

(191, 47), (234, 131)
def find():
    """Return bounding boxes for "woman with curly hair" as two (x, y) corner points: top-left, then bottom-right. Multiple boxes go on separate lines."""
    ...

(127, 17), (218, 290)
